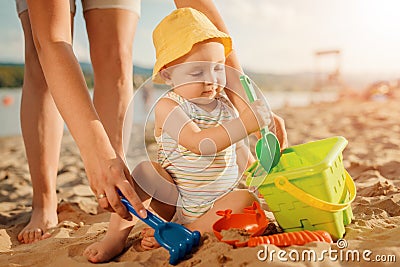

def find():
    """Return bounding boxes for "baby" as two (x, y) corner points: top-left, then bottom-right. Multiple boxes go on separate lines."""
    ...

(84, 7), (271, 263)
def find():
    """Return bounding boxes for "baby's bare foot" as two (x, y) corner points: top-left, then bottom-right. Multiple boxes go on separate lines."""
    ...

(141, 227), (161, 250)
(18, 208), (58, 244)
(84, 234), (126, 263)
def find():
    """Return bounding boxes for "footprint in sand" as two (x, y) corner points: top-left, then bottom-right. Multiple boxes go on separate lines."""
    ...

(378, 161), (400, 181)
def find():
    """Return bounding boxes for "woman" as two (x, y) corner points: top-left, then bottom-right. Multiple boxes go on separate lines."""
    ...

(17, 0), (145, 243)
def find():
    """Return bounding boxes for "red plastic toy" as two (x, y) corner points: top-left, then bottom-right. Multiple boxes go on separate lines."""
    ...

(248, 230), (333, 247)
(212, 202), (333, 248)
(212, 201), (269, 247)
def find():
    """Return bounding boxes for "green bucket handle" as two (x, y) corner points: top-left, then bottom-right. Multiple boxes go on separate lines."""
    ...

(274, 170), (356, 212)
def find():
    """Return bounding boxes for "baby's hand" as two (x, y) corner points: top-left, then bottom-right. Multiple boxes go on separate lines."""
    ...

(240, 100), (272, 133)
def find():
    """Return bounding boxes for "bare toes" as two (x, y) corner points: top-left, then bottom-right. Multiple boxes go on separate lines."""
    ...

(33, 229), (42, 242)
(84, 248), (100, 263)
(141, 236), (161, 250)
(141, 227), (155, 238)
(40, 228), (55, 241)
(84, 244), (98, 256)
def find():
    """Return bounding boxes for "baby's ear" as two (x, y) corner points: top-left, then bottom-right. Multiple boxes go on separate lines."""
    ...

(160, 69), (172, 85)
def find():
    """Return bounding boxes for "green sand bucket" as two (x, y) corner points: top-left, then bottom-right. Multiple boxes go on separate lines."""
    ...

(245, 136), (356, 240)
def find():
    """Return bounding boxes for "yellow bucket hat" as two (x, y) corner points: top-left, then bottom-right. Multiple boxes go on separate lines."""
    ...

(152, 8), (232, 84)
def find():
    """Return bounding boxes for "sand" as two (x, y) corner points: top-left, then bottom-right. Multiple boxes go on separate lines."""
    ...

(1, 95), (399, 266)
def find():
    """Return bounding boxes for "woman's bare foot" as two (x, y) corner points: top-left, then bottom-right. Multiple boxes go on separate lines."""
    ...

(84, 233), (127, 263)
(141, 227), (161, 250)
(17, 208), (58, 244)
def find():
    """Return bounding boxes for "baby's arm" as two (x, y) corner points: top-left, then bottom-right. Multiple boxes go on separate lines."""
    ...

(155, 98), (269, 155)
(221, 97), (255, 174)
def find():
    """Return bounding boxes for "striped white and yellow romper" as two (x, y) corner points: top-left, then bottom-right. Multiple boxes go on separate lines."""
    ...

(156, 91), (240, 224)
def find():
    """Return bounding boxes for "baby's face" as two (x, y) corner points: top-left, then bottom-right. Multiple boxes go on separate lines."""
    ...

(162, 42), (226, 103)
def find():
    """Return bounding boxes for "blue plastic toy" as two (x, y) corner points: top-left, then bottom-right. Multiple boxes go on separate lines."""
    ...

(121, 197), (201, 265)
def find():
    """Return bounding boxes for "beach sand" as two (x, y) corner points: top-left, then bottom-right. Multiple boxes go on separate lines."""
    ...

(1, 95), (399, 266)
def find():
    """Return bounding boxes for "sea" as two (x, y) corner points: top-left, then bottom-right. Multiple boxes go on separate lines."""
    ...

(0, 88), (338, 137)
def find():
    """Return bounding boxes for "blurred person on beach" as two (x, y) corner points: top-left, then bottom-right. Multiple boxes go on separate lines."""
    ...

(84, 7), (275, 262)
(141, 85), (153, 113)
(16, 0), (144, 244)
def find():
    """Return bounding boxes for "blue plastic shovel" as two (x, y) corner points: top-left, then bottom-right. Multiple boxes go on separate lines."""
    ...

(121, 197), (201, 265)
(240, 75), (281, 173)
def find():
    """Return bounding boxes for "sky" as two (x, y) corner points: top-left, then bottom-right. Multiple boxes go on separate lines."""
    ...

(1, 0), (400, 76)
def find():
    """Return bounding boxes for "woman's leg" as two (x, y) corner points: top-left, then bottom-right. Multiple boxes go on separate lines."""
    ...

(17, 10), (66, 244)
(84, 8), (139, 157)
(84, 161), (178, 263)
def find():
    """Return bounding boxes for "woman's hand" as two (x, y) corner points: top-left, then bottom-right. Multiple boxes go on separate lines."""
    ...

(248, 112), (288, 151)
(83, 151), (147, 221)
(272, 113), (288, 150)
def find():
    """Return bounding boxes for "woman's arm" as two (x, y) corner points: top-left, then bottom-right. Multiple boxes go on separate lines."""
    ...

(174, 0), (247, 111)
(26, 0), (146, 219)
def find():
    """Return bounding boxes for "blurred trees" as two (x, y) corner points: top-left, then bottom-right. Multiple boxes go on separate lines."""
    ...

(0, 63), (94, 88)
(0, 64), (24, 88)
